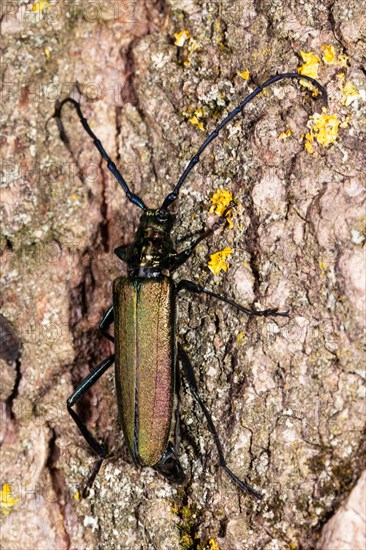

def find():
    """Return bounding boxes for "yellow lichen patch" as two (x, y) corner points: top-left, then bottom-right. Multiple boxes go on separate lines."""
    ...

(298, 51), (320, 93)
(74, 490), (80, 501)
(298, 51), (320, 78)
(209, 189), (233, 216)
(209, 189), (234, 228)
(341, 81), (361, 107)
(304, 135), (315, 154)
(340, 116), (350, 128)
(208, 247), (233, 275)
(279, 128), (292, 139)
(337, 54), (348, 68)
(321, 44), (348, 67)
(312, 113), (340, 146)
(209, 539), (220, 550)
(184, 38), (200, 67)
(321, 44), (336, 64)
(174, 30), (190, 47)
(32, 1), (51, 12)
(214, 20), (227, 47)
(319, 259), (328, 277)
(237, 70), (250, 81)
(305, 112), (340, 152)
(189, 109), (205, 132)
(236, 331), (245, 343)
(0, 484), (20, 516)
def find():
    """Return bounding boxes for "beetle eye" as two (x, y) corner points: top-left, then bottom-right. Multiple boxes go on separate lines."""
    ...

(156, 209), (168, 222)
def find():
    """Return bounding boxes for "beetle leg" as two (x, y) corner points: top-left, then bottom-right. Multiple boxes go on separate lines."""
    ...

(114, 244), (129, 263)
(99, 305), (114, 342)
(177, 279), (289, 317)
(154, 442), (185, 484)
(178, 344), (262, 499)
(170, 203), (234, 269)
(67, 354), (115, 497)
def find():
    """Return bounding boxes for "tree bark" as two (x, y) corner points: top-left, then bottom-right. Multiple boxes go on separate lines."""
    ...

(1, 1), (365, 549)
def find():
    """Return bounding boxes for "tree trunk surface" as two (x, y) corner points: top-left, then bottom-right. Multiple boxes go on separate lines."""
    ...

(1, 1), (365, 549)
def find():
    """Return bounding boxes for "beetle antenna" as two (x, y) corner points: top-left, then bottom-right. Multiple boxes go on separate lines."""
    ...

(54, 98), (148, 211)
(161, 73), (328, 210)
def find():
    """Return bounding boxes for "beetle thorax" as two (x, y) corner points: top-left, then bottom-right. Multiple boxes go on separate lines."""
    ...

(127, 209), (177, 277)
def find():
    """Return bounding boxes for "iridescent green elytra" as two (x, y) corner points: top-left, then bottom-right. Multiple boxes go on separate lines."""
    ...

(113, 276), (176, 467)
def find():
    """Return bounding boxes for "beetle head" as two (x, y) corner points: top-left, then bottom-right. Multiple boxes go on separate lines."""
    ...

(140, 208), (175, 233)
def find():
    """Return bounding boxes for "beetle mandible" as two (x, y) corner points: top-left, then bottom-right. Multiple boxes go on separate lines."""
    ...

(55, 73), (327, 499)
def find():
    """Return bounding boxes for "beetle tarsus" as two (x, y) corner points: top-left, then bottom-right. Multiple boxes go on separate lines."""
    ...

(256, 307), (290, 318)
(82, 456), (106, 498)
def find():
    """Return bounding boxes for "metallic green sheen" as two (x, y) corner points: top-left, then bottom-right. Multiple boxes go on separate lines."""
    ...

(113, 275), (176, 466)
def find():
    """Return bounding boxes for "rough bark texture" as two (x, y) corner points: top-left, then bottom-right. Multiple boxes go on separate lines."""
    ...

(1, 1), (365, 549)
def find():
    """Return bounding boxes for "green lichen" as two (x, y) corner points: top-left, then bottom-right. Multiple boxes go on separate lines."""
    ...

(330, 460), (355, 493)
(172, 504), (204, 549)
(268, 492), (285, 523)
(307, 451), (329, 475)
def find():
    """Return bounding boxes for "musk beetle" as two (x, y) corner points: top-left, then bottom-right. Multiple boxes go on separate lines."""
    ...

(55, 73), (327, 499)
